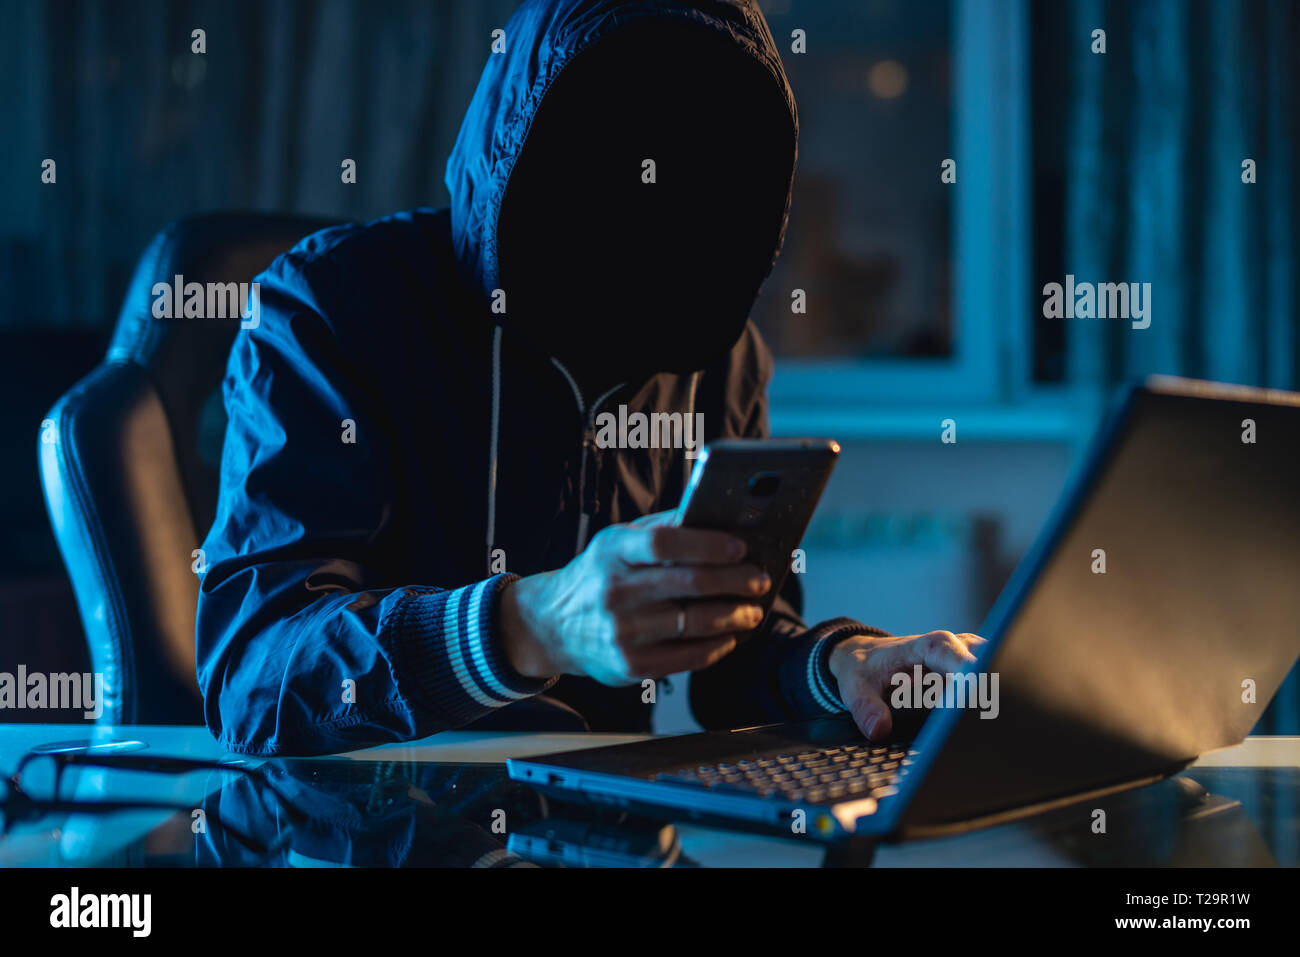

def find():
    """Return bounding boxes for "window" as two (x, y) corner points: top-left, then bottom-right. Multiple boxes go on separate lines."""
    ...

(756, 0), (1035, 426)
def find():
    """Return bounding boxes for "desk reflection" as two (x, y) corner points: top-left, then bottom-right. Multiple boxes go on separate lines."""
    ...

(162, 760), (1293, 868)
(190, 759), (693, 868)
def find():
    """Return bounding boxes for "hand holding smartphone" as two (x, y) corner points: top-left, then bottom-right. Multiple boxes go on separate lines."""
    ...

(673, 438), (840, 635)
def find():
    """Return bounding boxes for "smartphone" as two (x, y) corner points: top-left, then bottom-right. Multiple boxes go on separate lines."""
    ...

(672, 438), (840, 634)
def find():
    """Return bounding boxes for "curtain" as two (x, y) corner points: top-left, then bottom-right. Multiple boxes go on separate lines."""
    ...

(1065, 0), (1300, 731)
(0, 0), (520, 331)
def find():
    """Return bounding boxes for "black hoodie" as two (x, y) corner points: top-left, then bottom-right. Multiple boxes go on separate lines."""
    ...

(196, 0), (885, 756)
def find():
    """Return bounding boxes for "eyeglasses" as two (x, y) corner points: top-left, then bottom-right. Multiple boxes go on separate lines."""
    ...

(2, 746), (306, 859)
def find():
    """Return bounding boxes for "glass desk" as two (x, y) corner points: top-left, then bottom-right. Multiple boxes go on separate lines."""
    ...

(1, 726), (1295, 867)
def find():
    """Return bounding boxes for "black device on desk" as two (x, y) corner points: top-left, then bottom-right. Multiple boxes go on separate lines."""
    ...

(674, 437), (839, 635)
(509, 378), (1300, 842)
(507, 817), (690, 868)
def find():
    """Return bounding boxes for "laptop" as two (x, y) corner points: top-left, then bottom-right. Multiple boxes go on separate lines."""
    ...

(508, 378), (1300, 842)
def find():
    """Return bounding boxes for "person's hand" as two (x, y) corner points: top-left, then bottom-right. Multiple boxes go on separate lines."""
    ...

(498, 511), (769, 685)
(828, 631), (988, 740)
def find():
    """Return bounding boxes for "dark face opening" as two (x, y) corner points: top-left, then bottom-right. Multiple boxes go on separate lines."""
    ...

(496, 19), (796, 385)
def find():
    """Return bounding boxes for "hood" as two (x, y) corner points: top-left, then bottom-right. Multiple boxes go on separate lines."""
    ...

(444, 0), (798, 381)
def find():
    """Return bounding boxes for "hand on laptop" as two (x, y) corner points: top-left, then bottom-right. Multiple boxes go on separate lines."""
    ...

(828, 631), (987, 741)
(499, 511), (763, 686)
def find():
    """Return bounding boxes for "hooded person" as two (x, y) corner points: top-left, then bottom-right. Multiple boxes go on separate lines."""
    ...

(462, 6), (797, 385)
(196, 0), (895, 757)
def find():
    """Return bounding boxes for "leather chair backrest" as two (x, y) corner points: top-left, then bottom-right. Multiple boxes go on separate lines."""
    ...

(40, 213), (341, 724)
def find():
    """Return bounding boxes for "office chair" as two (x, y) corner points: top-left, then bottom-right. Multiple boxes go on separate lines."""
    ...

(39, 213), (341, 725)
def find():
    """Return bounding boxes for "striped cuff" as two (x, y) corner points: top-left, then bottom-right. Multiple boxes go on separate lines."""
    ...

(793, 618), (893, 717)
(388, 573), (556, 726)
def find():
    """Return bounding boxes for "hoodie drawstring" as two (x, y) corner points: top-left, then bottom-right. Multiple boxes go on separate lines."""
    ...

(683, 370), (699, 490)
(486, 335), (703, 568)
(550, 357), (623, 556)
(486, 325), (504, 568)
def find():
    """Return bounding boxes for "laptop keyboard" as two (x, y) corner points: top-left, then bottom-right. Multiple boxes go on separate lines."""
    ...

(654, 743), (918, 805)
